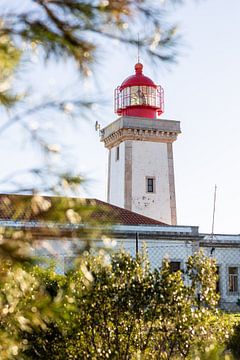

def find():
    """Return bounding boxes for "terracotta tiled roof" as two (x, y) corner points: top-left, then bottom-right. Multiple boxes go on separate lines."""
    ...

(91, 199), (167, 226)
(0, 194), (167, 226)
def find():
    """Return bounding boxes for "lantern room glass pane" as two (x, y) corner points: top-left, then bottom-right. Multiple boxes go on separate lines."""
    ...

(156, 88), (161, 107)
(120, 86), (158, 107)
(130, 86), (146, 105)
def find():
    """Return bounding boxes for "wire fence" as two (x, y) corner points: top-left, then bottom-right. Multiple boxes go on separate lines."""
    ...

(37, 239), (199, 274)
(36, 238), (240, 311)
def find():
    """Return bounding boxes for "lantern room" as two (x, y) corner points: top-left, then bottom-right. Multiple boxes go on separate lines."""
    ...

(114, 63), (164, 119)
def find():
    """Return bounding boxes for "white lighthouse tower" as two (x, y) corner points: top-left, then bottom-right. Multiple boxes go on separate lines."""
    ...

(101, 63), (181, 225)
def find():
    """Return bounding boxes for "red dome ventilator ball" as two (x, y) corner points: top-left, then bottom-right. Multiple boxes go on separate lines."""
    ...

(114, 63), (164, 119)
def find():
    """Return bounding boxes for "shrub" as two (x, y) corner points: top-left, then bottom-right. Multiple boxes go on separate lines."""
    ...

(19, 250), (232, 359)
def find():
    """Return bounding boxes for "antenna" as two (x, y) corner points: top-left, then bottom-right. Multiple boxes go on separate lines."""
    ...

(205, 184), (217, 248)
(137, 33), (140, 63)
(211, 184), (217, 237)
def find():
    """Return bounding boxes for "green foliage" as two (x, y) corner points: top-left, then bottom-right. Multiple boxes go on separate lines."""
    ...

(0, 193), (106, 359)
(1, 0), (181, 76)
(11, 250), (233, 360)
(0, 32), (21, 107)
(192, 343), (233, 360)
(186, 250), (219, 308)
(0, 261), (56, 359)
(226, 320), (240, 359)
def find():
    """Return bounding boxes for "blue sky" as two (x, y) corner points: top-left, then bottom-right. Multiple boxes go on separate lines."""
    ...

(0, 0), (240, 234)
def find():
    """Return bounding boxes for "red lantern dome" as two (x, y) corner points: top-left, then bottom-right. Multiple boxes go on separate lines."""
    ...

(114, 63), (164, 119)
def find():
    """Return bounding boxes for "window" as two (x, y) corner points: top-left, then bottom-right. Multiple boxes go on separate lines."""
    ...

(216, 266), (220, 293)
(169, 261), (181, 273)
(64, 256), (75, 273)
(146, 177), (155, 193)
(228, 267), (238, 293)
(116, 146), (120, 161)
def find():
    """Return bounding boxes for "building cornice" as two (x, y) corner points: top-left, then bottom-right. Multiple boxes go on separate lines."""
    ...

(101, 116), (181, 149)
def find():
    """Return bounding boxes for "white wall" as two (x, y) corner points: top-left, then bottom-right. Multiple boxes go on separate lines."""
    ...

(108, 142), (125, 208)
(116, 238), (240, 309)
(33, 235), (240, 310)
(115, 238), (195, 271)
(131, 141), (171, 224)
(203, 246), (240, 310)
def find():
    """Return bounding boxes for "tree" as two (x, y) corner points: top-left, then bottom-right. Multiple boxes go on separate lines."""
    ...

(0, 193), (112, 359)
(0, 0), (182, 193)
(1, 0), (180, 72)
(0, 32), (21, 107)
(19, 250), (232, 359)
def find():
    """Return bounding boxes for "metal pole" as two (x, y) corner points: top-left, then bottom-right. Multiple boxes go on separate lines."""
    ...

(137, 33), (140, 63)
(136, 232), (139, 256)
(211, 185), (217, 237)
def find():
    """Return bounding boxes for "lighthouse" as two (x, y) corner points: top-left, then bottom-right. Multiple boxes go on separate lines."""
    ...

(101, 63), (181, 225)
